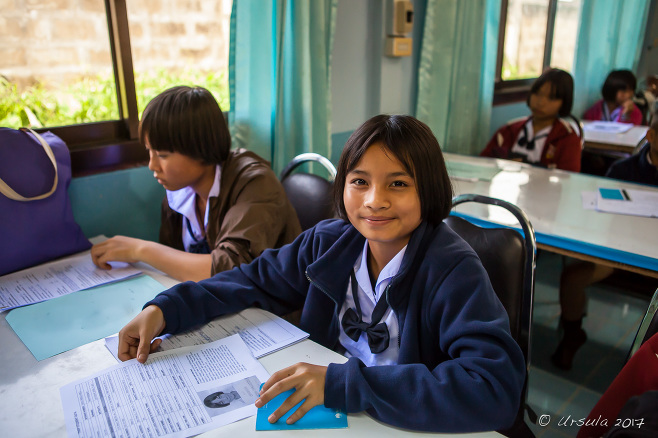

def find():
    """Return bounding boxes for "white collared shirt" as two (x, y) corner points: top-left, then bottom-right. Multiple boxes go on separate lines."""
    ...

(511, 119), (551, 163)
(165, 165), (221, 252)
(338, 240), (405, 366)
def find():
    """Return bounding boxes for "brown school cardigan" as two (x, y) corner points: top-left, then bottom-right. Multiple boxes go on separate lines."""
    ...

(159, 148), (302, 276)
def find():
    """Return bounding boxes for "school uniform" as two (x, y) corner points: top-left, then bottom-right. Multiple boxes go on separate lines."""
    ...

(146, 219), (526, 432)
(605, 143), (658, 187)
(159, 148), (301, 275)
(480, 117), (582, 172)
(583, 99), (643, 125)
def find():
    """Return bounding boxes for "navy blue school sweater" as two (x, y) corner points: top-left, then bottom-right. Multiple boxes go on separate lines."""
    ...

(146, 219), (525, 432)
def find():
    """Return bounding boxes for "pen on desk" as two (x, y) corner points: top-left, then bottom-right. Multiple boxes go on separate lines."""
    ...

(621, 189), (631, 201)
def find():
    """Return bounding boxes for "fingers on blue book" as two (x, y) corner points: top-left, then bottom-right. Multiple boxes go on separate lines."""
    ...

(255, 387), (348, 431)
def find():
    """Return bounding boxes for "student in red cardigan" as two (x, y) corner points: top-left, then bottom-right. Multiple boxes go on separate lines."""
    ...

(481, 68), (581, 172)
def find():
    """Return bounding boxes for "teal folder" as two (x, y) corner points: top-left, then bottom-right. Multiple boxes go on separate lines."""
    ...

(255, 387), (348, 431)
(6, 275), (165, 360)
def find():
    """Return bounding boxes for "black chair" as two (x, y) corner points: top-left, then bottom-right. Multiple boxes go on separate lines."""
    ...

(445, 194), (537, 438)
(628, 288), (658, 360)
(279, 153), (337, 231)
(633, 138), (649, 156)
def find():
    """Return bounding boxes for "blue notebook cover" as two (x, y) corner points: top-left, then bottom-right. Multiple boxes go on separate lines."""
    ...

(255, 387), (347, 431)
(599, 188), (626, 200)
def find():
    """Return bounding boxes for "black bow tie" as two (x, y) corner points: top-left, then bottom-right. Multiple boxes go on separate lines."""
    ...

(341, 271), (390, 354)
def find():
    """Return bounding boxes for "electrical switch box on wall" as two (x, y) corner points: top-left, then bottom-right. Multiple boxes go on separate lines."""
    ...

(386, 0), (413, 57)
(392, 0), (413, 36)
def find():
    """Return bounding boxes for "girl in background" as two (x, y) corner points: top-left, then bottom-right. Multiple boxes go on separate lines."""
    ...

(481, 68), (581, 172)
(116, 115), (525, 433)
(91, 86), (300, 282)
(583, 69), (642, 125)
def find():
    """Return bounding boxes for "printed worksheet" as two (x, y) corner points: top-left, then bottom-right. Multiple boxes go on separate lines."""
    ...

(61, 335), (270, 438)
(0, 252), (141, 311)
(105, 308), (309, 361)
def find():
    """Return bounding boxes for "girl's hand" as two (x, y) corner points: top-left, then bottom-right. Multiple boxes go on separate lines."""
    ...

(621, 99), (635, 115)
(91, 236), (144, 269)
(117, 305), (166, 363)
(255, 363), (327, 424)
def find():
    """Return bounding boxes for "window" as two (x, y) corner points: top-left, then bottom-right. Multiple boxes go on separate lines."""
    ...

(495, 0), (583, 102)
(0, 0), (232, 175)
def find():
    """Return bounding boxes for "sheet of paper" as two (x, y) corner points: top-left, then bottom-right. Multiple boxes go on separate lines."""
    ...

(6, 275), (166, 360)
(583, 121), (634, 134)
(580, 191), (597, 210)
(446, 160), (501, 182)
(256, 385), (347, 431)
(105, 308), (309, 361)
(595, 187), (658, 218)
(61, 335), (270, 438)
(0, 252), (141, 311)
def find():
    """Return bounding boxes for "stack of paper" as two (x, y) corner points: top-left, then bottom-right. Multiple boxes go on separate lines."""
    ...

(581, 187), (658, 218)
(61, 335), (270, 438)
(105, 307), (310, 361)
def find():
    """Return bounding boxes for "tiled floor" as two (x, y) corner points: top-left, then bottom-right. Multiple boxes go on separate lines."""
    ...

(526, 251), (655, 437)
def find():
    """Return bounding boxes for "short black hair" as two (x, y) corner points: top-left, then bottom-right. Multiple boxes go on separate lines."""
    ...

(333, 115), (453, 226)
(527, 68), (574, 117)
(139, 86), (231, 165)
(204, 392), (229, 408)
(601, 70), (637, 103)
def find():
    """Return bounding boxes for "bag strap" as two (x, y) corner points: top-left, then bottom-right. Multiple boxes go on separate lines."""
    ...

(0, 128), (59, 201)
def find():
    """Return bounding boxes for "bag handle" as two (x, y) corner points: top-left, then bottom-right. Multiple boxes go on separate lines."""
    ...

(0, 128), (59, 201)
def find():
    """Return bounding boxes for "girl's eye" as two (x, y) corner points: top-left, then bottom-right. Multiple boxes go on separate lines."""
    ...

(391, 180), (408, 187)
(350, 178), (366, 186)
(157, 153), (169, 158)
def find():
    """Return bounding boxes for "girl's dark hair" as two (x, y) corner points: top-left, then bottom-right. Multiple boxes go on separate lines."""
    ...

(139, 86), (231, 165)
(601, 70), (637, 103)
(527, 68), (574, 117)
(333, 115), (453, 226)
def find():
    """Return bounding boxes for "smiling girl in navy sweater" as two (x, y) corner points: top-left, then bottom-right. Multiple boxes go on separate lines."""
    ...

(117, 115), (525, 433)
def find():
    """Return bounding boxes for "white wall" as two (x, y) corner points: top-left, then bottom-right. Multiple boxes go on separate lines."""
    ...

(331, 0), (421, 135)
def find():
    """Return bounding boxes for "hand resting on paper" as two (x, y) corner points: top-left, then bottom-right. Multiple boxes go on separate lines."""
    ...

(91, 236), (144, 269)
(255, 363), (327, 424)
(90, 236), (213, 282)
(117, 305), (166, 363)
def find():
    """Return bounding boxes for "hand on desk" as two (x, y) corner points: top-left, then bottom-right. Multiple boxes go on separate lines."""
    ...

(255, 362), (327, 424)
(118, 305), (166, 363)
(91, 236), (144, 269)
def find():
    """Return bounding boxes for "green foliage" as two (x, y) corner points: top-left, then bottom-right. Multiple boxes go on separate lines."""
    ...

(0, 69), (230, 129)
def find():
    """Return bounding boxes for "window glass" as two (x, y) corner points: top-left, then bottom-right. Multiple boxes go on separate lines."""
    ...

(549, 0), (583, 73)
(0, 1), (118, 128)
(501, 0), (550, 81)
(126, 0), (232, 116)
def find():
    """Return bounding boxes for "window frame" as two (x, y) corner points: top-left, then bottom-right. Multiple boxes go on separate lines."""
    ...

(494, 0), (561, 105)
(33, 0), (144, 176)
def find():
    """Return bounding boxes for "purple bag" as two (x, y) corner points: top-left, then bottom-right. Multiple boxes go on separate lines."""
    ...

(0, 128), (91, 275)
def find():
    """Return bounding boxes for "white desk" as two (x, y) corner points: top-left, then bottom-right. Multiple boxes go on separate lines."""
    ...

(0, 266), (501, 438)
(446, 153), (658, 277)
(582, 121), (648, 154)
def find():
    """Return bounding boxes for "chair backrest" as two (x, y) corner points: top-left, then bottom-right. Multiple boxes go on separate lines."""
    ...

(445, 194), (536, 364)
(445, 194), (537, 437)
(633, 138), (649, 156)
(628, 288), (658, 360)
(279, 153), (337, 231)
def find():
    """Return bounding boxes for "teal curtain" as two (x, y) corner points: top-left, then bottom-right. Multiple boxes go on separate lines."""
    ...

(228, 0), (337, 174)
(572, 0), (651, 117)
(415, 0), (501, 155)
